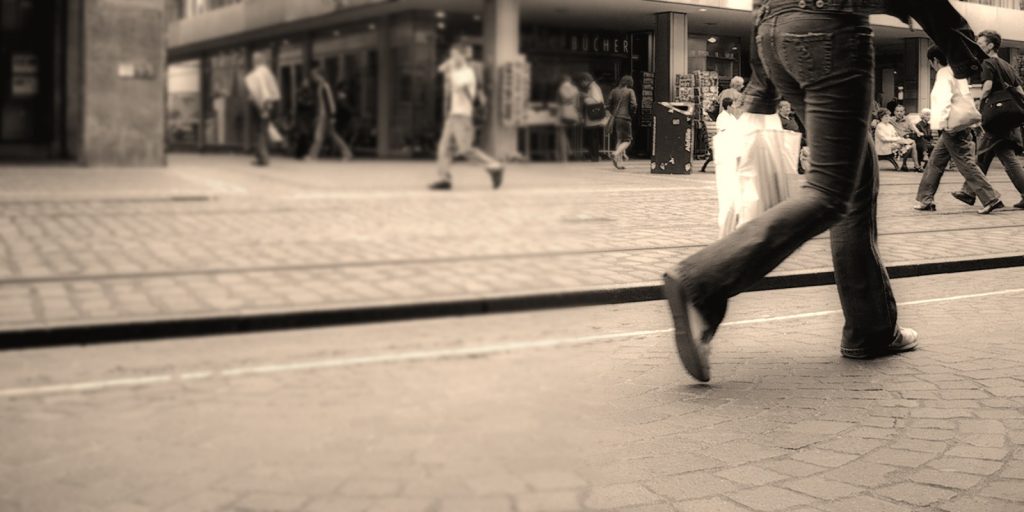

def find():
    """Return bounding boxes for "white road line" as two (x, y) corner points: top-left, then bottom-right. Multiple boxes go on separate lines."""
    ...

(1, 287), (1021, 399)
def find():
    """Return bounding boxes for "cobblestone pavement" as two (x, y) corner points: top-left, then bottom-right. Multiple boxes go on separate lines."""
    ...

(1, 268), (1022, 511)
(0, 154), (1022, 331)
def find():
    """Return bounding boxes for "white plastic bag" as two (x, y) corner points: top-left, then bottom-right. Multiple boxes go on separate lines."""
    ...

(713, 113), (801, 238)
(267, 122), (285, 145)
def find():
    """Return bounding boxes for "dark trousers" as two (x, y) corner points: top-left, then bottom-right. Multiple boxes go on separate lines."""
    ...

(671, 12), (898, 353)
(584, 126), (603, 161)
(253, 107), (270, 165)
(916, 130), (1000, 206)
(960, 140), (1024, 201)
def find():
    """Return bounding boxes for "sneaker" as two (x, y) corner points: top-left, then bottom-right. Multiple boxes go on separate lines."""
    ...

(978, 199), (1004, 215)
(1014, 198), (1024, 209)
(842, 327), (919, 359)
(663, 271), (713, 382)
(428, 180), (452, 191)
(487, 167), (504, 190)
(951, 191), (976, 206)
(913, 202), (936, 211)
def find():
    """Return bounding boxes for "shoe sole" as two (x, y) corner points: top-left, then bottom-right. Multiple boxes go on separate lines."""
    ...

(842, 337), (918, 359)
(663, 273), (711, 382)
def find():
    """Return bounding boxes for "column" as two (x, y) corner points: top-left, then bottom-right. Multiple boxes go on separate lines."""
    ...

(376, 16), (392, 157)
(482, 0), (520, 159)
(909, 38), (931, 112)
(654, 12), (687, 102)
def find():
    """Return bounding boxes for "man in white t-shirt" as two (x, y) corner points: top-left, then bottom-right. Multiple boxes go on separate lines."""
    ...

(715, 97), (740, 133)
(914, 45), (1002, 213)
(430, 42), (504, 191)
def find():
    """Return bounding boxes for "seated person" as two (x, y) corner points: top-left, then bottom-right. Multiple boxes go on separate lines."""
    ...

(778, 100), (809, 174)
(890, 105), (924, 170)
(873, 109), (918, 171)
(914, 108), (934, 165)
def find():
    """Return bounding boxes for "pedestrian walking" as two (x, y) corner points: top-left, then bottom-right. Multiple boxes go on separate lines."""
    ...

(556, 75), (581, 162)
(607, 75), (638, 170)
(662, 0), (988, 382)
(579, 73), (608, 162)
(951, 30), (1024, 209)
(243, 53), (281, 167)
(429, 42), (504, 191)
(293, 77), (317, 159)
(305, 63), (354, 161)
(914, 45), (1004, 214)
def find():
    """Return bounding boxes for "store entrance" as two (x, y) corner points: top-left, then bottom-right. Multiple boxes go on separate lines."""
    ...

(0, 0), (62, 159)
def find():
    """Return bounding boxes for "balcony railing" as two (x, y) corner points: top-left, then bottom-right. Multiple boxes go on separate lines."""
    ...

(960, 0), (1024, 10)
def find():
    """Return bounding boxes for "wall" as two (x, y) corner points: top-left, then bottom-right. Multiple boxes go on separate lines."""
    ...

(82, 0), (167, 166)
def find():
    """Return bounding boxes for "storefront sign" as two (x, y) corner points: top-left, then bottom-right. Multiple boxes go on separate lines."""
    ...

(523, 30), (630, 56)
(11, 76), (39, 97)
(12, 54), (38, 74)
(118, 62), (157, 80)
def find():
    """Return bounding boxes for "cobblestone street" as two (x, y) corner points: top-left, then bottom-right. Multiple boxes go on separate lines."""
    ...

(1, 269), (1022, 511)
(0, 155), (1022, 335)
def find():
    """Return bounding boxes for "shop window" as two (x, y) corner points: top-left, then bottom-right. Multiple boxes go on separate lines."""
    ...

(167, 60), (201, 147)
(205, 48), (247, 147)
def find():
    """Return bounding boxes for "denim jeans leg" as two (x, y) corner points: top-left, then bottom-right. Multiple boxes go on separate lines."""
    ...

(830, 140), (898, 351)
(998, 146), (1024, 198)
(947, 131), (999, 205)
(436, 119), (455, 182)
(672, 13), (876, 332)
(961, 147), (996, 199)
(916, 138), (951, 204)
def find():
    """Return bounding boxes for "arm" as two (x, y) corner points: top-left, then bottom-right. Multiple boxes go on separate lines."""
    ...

(886, 0), (987, 79)
(980, 80), (994, 102)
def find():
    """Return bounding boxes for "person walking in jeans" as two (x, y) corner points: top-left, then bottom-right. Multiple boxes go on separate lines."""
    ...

(914, 46), (1003, 214)
(951, 30), (1024, 209)
(607, 75), (637, 169)
(662, 0), (987, 383)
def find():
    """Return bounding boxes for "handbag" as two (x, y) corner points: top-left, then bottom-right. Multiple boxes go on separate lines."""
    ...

(584, 100), (607, 122)
(981, 89), (1024, 137)
(946, 79), (982, 133)
(713, 113), (801, 238)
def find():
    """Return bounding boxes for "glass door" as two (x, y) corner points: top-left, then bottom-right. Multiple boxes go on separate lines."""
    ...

(0, 0), (58, 153)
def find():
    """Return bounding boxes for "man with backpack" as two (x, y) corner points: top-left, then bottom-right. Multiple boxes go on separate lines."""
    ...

(951, 30), (1024, 209)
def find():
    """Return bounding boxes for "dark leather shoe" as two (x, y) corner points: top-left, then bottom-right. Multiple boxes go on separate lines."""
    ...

(663, 271), (713, 383)
(842, 327), (919, 359)
(913, 202), (936, 211)
(978, 199), (1004, 215)
(428, 181), (452, 190)
(951, 191), (977, 206)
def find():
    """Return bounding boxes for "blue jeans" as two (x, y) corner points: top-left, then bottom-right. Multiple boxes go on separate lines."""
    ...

(670, 11), (898, 354)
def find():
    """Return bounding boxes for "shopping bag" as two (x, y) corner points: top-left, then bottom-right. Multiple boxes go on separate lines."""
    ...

(947, 79), (982, 133)
(267, 122), (285, 145)
(713, 113), (801, 238)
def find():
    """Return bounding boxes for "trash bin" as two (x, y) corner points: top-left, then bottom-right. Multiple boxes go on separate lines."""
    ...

(651, 102), (695, 174)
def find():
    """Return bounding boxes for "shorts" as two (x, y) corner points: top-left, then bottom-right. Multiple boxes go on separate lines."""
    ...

(439, 115), (476, 157)
(613, 118), (632, 143)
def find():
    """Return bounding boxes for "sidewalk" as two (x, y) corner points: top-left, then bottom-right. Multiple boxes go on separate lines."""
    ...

(1, 269), (1022, 511)
(0, 154), (1022, 344)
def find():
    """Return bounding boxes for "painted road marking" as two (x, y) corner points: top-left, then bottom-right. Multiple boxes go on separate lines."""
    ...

(2, 287), (1022, 398)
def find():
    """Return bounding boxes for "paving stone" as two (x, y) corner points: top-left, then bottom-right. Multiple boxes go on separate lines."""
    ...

(875, 482), (957, 506)
(783, 476), (862, 499)
(521, 470), (587, 491)
(790, 449), (859, 468)
(714, 465), (788, 486)
(438, 497), (512, 512)
(729, 486), (817, 511)
(671, 497), (750, 512)
(938, 496), (1024, 512)
(828, 495), (912, 512)
(515, 491), (579, 512)
(908, 469), (984, 490)
(583, 483), (663, 510)
(928, 457), (1004, 476)
(863, 448), (937, 468)
(645, 473), (738, 502)
(979, 481), (1024, 501)
(945, 446), (1008, 461)
(232, 492), (307, 511)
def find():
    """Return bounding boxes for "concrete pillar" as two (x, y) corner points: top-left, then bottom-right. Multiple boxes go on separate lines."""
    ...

(654, 12), (687, 102)
(376, 17), (393, 157)
(482, 0), (520, 160)
(917, 38), (933, 112)
(81, 0), (166, 166)
(904, 38), (931, 112)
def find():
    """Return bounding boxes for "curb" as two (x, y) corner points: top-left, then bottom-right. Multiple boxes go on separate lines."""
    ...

(2, 254), (1021, 350)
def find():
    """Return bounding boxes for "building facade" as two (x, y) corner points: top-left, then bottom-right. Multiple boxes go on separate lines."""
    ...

(3, 0), (1023, 164)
